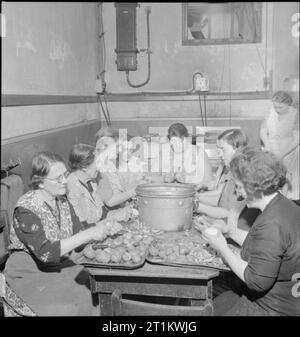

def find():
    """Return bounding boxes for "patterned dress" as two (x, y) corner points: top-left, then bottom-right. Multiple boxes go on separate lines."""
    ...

(4, 190), (97, 316)
(67, 171), (109, 224)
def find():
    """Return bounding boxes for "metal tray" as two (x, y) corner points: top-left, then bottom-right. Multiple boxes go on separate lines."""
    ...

(77, 254), (146, 269)
(146, 256), (230, 271)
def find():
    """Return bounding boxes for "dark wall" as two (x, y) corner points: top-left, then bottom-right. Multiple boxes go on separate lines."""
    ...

(2, 121), (101, 191)
(2, 118), (261, 191)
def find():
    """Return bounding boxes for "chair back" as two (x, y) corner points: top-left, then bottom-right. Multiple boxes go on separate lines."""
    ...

(0, 273), (37, 317)
(111, 289), (213, 316)
(0, 174), (24, 266)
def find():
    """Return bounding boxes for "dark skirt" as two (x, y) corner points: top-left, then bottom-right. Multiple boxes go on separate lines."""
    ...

(4, 251), (98, 316)
(214, 290), (270, 316)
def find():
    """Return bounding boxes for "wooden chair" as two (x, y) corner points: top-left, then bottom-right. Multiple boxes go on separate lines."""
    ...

(0, 210), (10, 267)
(0, 273), (37, 317)
(111, 289), (213, 316)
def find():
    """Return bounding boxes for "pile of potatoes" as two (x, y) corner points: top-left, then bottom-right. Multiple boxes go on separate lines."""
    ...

(148, 238), (223, 266)
(82, 231), (155, 265)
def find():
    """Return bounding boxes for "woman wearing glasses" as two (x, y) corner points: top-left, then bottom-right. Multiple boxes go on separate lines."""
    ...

(4, 151), (121, 316)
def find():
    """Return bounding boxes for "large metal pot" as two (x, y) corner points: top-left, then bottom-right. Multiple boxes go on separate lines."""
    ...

(136, 183), (195, 232)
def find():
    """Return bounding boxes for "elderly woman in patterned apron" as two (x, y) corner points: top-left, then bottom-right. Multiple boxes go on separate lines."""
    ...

(260, 91), (299, 205)
(4, 151), (121, 316)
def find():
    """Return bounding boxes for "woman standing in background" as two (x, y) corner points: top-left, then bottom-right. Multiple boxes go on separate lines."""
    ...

(260, 91), (299, 204)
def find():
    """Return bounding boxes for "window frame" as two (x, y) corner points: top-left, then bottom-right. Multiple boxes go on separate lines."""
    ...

(182, 2), (262, 46)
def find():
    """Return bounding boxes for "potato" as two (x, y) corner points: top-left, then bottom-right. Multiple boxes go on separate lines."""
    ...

(143, 236), (154, 245)
(138, 243), (147, 252)
(101, 251), (111, 263)
(204, 227), (218, 236)
(131, 254), (142, 264)
(133, 234), (143, 243)
(167, 253), (178, 261)
(104, 247), (112, 254)
(112, 237), (123, 247)
(179, 246), (190, 255)
(123, 232), (133, 240)
(149, 246), (159, 257)
(105, 220), (122, 236)
(83, 244), (96, 259)
(166, 247), (174, 256)
(115, 246), (126, 255)
(111, 252), (122, 263)
(172, 246), (180, 255)
(125, 243), (135, 251)
(177, 255), (187, 263)
(95, 249), (105, 262)
(158, 250), (166, 259)
(186, 254), (195, 263)
(122, 252), (132, 262)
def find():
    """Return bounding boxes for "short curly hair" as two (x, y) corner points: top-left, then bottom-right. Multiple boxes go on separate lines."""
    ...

(68, 143), (96, 171)
(30, 152), (66, 190)
(229, 146), (287, 201)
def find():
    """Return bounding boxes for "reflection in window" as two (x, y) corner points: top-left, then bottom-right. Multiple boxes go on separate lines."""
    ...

(183, 2), (262, 45)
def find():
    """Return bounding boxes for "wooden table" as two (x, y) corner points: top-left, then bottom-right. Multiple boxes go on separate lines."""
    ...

(86, 262), (219, 316)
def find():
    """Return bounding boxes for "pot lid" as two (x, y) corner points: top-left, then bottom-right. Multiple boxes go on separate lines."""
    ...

(136, 183), (196, 198)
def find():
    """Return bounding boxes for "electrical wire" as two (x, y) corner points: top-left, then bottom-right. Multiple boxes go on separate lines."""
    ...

(204, 94), (207, 126)
(198, 92), (205, 127)
(223, 7), (232, 126)
(265, 2), (268, 87)
(229, 19), (232, 126)
(103, 92), (111, 125)
(97, 94), (110, 126)
(96, 94), (102, 128)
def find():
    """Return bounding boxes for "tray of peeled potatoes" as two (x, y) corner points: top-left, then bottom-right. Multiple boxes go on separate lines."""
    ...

(76, 220), (160, 269)
(146, 230), (240, 271)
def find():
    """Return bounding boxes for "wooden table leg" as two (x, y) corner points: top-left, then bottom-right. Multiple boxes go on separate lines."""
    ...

(99, 293), (113, 316)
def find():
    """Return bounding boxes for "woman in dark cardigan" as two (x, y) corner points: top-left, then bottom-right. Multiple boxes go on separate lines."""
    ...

(196, 146), (300, 316)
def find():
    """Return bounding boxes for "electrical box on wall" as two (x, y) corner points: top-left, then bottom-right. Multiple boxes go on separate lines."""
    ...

(192, 72), (209, 92)
(115, 3), (138, 71)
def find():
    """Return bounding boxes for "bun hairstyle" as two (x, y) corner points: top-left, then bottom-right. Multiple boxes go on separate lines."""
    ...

(68, 143), (96, 171)
(230, 146), (287, 201)
(30, 152), (65, 190)
(95, 127), (119, 143)
(167, 123), (189, 140)
(218, 128), (248, 150)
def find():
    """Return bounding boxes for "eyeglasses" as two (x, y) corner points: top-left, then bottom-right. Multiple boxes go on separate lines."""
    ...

(44, 171), (70, 184)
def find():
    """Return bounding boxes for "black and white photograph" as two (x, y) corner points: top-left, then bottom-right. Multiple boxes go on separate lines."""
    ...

(1, 2), (299, 321)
